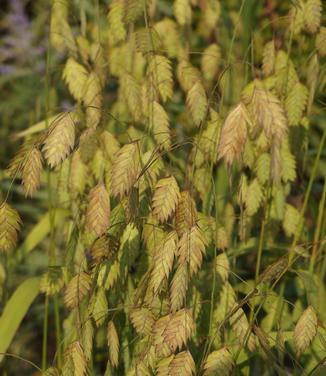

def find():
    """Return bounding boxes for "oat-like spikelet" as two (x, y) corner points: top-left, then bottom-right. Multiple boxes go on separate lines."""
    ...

(201, 43), (221, 82)
(0, 203), (22, 253)
(69, 150), (88, 197)
(288, 1), (305, 35)
(255, 153), (271, 185)
(316, 27), (326, 57)
(76, 35), (90, 64)
(141, 77), (158, 117)
(195, 109), (221, 166)
(107, 320), (119, 367)
(152, 176), (180, 223)
(174, 0), (192, 26)
(215, 253), (230, 283)
(251, 86), (287, 143)
(281, 138), (296, 183)
(111, 143), (140, 198)
(294, 306), (318, 356)
(50, 0), (68, 51)
(262, 40), (275, 77)
(157, 350), (196, 376)
(107, 0), (127, 44)
(8, 139), (34, 179)
(202, 1), (221, 33)
(217, 103), (251, 166)
(22, 147), (43, 197)
(92, 148), (105, 180)
(73, 346), (87, 375)
(259, 256), (288, 284)
(171, 351), (196, 375)
(154, 18), (180, 58)
(43, 367), (60, 376)
(178, 225), (207, 276)
(214, 226), (227, 251)
(84, 71), (102, 128)
(124, 0), (144, 23)
(42, 113), (75, 168)
(150, 231), (178, 294)
(153, 315), (173, 357)
(283, 203), (300, 237)
(163, 309), (194, 352)
(203, 347), (234, 376)
(91, 288), (108, 327)
(69, 341), (88, 376)
(175, 191), (197, 237)
(85, 183), (110, 237)
(150, 101), (171, 150)
(177, 60), (201, 92)
(271, 140), (282, 184)
(143, 214), (166, 254)
(135, 28), (163, 54)
(90, 235), (111, 264)
(245, 178), (263, 216)
(104, 258), (120, 290)
(122, 73), (142, 121)
(78, 127), (98, 163)
(101, 130), (120, 161)
(154, 309), (194, 356)
(81, 319), (94, 361)
(63, 58), (88, 101)
(233, 307), (257, 351)
(170, 263), (188, 312)
(231, 307), (257, 352)
(285, 82), (308, 126)
(129, 362), (151, 376)
(186, 81), (208, 126)
(148, 55), (173, 102)
(215, 282), (256, 351)
(64, 272), (92, 309)
(62, 352), (74, 375)
(139, 150), (164, 194)
(305, 0), (322, 34)
(130, 307), (155, 336)
(40, 267), (64, 296)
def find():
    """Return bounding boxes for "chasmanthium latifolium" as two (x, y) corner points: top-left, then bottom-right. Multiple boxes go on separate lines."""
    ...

(1, 0), (325, 374)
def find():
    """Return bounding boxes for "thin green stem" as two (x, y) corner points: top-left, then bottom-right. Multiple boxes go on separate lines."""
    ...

(42, 294), (49, 371)
(310, 177), (326, 272)
(200, 173), (219, 367)
(289, 126), (326, 263)
(254, 183), (272, 283)
(255, 211), (266, 282)
(80, 0), (86, 37)
(0, 353), (42, 372)
(54, 294), (62, 367)
(44, 12), (57, 371)
(320, 237), (326, 279)
(202, 287), (258, 366)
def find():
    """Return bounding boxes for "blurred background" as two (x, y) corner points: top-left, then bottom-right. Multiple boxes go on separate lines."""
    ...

(0, 0), (325, 374)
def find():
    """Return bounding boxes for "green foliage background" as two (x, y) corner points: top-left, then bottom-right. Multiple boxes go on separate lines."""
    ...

(0, 0), (326, 375)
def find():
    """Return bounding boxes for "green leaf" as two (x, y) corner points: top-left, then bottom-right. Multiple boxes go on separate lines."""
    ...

(297, 270), (326, 323)
(15, 209), (69, 263)
(13, 112), (78, 140)
(0, 277), (40, 362)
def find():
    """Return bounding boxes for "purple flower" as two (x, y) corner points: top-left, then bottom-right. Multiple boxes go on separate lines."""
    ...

(0, 0), (45, 74)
